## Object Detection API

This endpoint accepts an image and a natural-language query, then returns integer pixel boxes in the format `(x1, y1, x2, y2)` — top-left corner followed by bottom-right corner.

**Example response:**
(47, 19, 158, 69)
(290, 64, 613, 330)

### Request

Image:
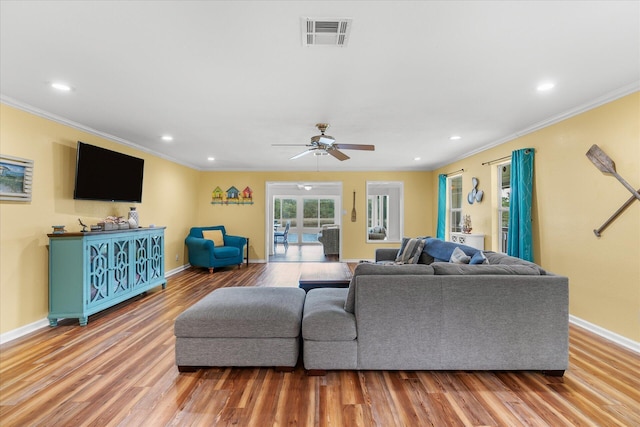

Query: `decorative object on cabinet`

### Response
(78, 218, 88, 232)
(52, 225, 66, 234)
(586, 144, 640, 237)
(467, 176, 483, 204)
(0, 154, 33, 202)
(461, 214, 472, 234)
(128, 207, 139, 228)
(450, 232, 484, 250)
(47, 227, 166, 326)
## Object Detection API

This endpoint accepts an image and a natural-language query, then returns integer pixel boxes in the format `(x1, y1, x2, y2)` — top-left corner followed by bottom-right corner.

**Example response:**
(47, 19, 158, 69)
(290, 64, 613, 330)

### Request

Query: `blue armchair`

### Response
(185, 226, 247, 273)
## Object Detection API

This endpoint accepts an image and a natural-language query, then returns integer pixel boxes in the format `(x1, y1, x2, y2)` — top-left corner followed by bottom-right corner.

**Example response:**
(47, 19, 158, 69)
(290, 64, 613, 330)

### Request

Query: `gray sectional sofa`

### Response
(302, 245, 569, 375)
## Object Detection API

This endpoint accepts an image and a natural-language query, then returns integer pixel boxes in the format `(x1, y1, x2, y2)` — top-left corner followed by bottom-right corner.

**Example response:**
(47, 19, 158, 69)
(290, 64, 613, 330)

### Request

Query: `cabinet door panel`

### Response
(87, 241, 110, 306)
(112, 239, 131, 295)
(133, 235, 150, 287)
(149, 234, 164, 280)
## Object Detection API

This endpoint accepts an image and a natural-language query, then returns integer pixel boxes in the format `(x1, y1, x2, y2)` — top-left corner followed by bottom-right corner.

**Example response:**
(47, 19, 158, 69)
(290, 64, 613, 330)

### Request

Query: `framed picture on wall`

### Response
(0, 154, 34, 202)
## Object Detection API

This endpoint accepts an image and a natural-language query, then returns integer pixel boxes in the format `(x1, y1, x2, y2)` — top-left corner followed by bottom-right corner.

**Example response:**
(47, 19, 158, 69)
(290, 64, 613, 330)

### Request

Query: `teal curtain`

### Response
(507, 148, 535, 261)
(436, 174, 447, 239)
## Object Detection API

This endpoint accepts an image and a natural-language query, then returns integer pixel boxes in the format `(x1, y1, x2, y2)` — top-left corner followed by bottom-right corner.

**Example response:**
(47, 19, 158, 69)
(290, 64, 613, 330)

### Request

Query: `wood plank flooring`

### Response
(1, 263, 638, 426)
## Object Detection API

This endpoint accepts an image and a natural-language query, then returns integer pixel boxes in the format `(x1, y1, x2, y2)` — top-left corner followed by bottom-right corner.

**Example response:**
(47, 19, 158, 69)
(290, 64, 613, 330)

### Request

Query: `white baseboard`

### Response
(0, 264, 190, 346)
(569, 315, 640, 354)
(0, 318, 51, 345)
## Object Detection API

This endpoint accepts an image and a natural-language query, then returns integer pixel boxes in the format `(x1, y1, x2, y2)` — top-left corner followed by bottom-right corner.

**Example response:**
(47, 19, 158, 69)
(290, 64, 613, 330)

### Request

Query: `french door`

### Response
(273, 196, 338, 245)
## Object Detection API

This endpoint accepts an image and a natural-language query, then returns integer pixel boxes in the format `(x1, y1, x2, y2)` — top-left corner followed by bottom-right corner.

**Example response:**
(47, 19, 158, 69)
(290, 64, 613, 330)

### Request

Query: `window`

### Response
(274, 198, 298, 242)
(498, 163, 511, 253)
(449, 175, 462, 234)
(367, 195, 388, 230)
(366, 181, 403, 242)
(275, 196, 337, 244)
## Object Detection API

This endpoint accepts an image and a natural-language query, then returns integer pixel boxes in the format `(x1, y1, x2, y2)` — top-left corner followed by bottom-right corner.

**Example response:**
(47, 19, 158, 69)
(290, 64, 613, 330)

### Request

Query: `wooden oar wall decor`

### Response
(586, 144, 640, 237)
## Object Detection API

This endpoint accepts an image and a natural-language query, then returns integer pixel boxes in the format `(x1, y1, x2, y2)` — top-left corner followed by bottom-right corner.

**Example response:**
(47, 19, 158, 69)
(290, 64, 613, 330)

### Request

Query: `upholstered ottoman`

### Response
(174, 287, 306, 371)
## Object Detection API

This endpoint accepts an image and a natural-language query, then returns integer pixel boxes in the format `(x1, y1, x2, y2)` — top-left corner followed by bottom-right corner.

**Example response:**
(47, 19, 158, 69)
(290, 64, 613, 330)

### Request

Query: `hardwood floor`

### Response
(269, 244, 340, 263)
(1, 263, 638, 426)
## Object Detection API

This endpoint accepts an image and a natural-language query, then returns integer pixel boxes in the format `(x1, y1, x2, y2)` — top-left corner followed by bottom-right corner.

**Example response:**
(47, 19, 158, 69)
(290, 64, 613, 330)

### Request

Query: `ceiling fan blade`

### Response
(334, 143, 375, 151)
(328, 149, 350, 161)
(290, 149, 315, 160)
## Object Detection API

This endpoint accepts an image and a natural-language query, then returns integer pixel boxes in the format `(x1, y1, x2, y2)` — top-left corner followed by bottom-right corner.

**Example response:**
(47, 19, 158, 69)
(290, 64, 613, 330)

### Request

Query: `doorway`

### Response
(266, 182, 342, 262)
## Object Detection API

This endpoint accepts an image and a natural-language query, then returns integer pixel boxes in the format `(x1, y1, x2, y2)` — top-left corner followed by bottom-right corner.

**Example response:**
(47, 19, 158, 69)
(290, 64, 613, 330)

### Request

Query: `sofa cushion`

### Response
(483, 251, 547, 275)
(212, 246, 240, 259)
(303, 288, 356, 341)
(344, 263, 434, 313)
(449, 247, 471, 264)
(175, 287, 306, 338)
(432, 262, 541, 275)
(395, 238, 426, 264)
(424, 237, 478, 262)
(202, 229, 224, 246)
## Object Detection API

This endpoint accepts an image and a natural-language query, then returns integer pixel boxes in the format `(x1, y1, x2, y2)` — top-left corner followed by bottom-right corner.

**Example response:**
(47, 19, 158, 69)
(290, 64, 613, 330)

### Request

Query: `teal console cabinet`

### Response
(48, 227, 166, 326)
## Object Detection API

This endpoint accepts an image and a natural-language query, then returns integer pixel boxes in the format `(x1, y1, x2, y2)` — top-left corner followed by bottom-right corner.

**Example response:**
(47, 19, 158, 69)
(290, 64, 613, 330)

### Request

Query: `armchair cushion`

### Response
(202, 229, 224, 247)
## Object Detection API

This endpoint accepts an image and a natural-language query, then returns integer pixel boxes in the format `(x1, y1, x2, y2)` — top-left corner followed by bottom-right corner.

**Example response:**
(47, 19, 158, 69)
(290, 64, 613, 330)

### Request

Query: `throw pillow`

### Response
(395, 238, 426, 264)
(423, 237, 478, 262)
(202, 229, 224, 247)
(469, 250, 488, 265)
(449, 247, 471, 264)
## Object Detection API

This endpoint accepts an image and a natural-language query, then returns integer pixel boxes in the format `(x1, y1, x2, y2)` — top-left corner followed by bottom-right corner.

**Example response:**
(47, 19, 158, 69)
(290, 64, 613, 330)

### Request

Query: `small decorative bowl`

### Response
(52, 225, 66, 234)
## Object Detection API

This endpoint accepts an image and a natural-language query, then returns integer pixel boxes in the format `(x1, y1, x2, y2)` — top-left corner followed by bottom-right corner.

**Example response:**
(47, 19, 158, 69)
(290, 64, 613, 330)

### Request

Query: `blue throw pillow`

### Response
(470, 250, 488, 265)
(424, 237, 478, 262)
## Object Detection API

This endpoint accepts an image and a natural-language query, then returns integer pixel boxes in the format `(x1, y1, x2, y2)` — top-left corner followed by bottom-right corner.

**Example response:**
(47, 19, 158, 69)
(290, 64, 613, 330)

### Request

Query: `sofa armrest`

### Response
(185, 236, 215, 251)
(375, 248, 398, 262)
(224, 234, 247, 249)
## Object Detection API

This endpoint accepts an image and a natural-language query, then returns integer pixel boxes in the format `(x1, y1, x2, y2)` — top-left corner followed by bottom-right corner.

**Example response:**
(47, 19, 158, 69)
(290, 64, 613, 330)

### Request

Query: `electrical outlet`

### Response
(175, 254, 179, 261)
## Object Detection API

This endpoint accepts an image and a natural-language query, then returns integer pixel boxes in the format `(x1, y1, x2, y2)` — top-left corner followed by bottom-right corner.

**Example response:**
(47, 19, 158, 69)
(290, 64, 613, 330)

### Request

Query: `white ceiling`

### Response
(1, 1, 638, 172)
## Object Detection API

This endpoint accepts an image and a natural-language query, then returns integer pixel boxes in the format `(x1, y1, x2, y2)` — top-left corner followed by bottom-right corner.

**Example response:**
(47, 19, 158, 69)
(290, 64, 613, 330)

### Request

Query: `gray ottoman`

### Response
(174, 287, 306, 371)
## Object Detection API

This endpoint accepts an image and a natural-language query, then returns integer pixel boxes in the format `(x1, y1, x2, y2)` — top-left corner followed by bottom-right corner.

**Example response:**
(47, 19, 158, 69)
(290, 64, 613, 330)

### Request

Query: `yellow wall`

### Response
(195, 171, 433, 261)
(0, 104, 200, 333)
(433, 92, 640, 341)
(2, 93, 638, 344)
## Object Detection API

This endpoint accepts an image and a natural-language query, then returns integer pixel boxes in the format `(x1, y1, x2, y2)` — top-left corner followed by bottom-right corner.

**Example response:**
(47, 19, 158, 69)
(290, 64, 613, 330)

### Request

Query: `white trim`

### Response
(0, 265, 189, 345)
(570, 315, 640, 354)
(0, 318, 50, 345)
(429, 82, 640, 170)
(1, 95, 201, 171)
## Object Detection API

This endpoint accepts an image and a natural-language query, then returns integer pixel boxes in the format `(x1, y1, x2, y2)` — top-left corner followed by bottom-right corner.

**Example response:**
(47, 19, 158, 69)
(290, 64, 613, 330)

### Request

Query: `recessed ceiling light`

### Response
(161, 135, 173, 141)
(207, 157, 215, 161)
(51, 82, 71, 91)
(450, 135, 461, 141)
(537, 82, 555, 92)
(414, 157, 421, 161)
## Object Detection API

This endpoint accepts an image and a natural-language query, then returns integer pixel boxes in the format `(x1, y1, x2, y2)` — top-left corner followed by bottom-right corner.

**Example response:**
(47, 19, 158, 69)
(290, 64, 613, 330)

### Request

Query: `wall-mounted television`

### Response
(74, 141, 144, 203)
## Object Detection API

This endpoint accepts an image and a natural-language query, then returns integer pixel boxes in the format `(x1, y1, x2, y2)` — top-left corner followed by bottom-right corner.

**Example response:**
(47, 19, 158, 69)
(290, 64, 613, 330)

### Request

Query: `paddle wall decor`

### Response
(586, 144, 640, 236)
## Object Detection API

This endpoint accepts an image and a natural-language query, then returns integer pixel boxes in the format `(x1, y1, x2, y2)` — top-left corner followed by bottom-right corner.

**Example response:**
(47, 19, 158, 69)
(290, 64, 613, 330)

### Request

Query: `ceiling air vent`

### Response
(302, 18, 352, 47)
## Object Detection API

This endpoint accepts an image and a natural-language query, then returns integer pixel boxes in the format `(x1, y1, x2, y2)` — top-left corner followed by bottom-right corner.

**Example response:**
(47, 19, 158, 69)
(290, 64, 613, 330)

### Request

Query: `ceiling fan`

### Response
(273, 123, 375, 161)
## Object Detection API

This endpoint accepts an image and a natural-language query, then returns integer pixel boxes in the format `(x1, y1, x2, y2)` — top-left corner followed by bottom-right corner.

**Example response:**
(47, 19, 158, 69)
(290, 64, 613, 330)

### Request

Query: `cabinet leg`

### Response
(79, 317, 88, 326)
(48, 318, 58, 327)
(208, 267, 214, 274)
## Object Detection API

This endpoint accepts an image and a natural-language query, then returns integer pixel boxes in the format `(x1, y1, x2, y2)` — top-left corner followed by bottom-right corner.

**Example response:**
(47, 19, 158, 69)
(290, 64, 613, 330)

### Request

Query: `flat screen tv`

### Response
(74, 141, 144, 203)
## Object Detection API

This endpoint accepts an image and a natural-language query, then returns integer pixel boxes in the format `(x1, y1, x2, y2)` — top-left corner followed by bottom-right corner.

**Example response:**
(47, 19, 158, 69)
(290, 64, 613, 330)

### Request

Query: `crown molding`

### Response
(429, 81, 640, 170)
(0, 95, 202, 171)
